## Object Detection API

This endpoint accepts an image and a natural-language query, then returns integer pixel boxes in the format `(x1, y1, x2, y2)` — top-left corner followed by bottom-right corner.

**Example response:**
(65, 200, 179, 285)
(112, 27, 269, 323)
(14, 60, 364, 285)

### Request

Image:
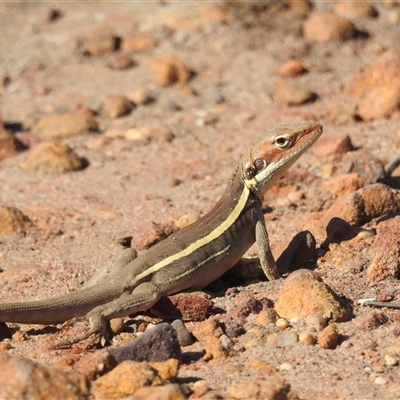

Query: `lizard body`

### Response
(0, 122, 322, 343)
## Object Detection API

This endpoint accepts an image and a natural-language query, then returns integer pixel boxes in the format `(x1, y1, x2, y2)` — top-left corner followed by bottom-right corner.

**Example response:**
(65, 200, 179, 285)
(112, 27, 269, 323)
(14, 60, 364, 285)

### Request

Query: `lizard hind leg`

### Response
(54, 282, 163, 348)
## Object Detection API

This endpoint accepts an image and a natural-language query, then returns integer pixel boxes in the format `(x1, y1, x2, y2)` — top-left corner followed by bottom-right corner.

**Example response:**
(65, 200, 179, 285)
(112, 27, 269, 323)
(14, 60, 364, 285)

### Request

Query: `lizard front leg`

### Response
(82, 247, 138, 288)
(58, 281, 162, 346)
(255, 212, 280, 281)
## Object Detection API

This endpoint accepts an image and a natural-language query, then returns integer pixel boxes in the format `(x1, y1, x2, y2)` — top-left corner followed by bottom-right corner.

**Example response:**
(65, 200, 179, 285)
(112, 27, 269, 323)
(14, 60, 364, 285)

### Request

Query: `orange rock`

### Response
(75, 349, 116, 381)
(126, 89, 153, 105)
(303, 11, 354, 42)
(274, 79, 315, 106)
(356, 84, 400, 121)
(275, 269, 348, 322)
(334, 0, 378, 19)
(275, 59, 306, 77)
(321, 174, 363, 198)
(20, 139, 85, 173)
(148, 359, 180, 380)
(102, 94, 134, 118)
(0, 353, 89, 400)
(150, 56, 192, 86)
(81, 31, 120, 57)
(350, 51, 400, 97)
(130, 384, 186, 400)
(34, 108, 98, 139)
(191, 318, 223, 341)
(318, 183, 400, 228)
(198, 4, 231, 22)
(0, 129, 25, 161)
(366, 215, 400, 281)
(121, 36, 157, 52)
(247, 360, 282, 376)
(283, 0, 312, 16)
(226, 378, 294, 400)
(93, 361, 164, 400)
(310, 134, 353, 157)
(349, 51, 400, 120)
(123, 125, 175, 143)
(0, 206, 32, 234)
(318, 324, 340, 349)
(130, 220, 176, 251)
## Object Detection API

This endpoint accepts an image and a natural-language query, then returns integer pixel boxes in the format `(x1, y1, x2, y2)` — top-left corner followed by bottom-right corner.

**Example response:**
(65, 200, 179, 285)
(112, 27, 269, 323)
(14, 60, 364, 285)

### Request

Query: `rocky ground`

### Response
(0, 1, 400, 399)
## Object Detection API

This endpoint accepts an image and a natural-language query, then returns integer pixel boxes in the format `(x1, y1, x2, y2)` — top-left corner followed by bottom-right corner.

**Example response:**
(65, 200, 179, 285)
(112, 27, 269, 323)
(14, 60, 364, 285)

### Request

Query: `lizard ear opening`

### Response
(254, 158, 267, 171)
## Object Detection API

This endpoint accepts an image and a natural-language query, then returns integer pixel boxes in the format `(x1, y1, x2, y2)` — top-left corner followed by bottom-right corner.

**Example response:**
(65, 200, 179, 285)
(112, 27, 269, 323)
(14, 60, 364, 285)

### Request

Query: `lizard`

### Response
(0, 122, 323, 345)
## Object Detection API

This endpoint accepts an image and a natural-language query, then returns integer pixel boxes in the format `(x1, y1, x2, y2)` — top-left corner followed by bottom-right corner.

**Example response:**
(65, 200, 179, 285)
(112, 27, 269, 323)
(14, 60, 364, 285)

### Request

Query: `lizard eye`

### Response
(254, 158, 267, 171)
(275, 135, 291, 149)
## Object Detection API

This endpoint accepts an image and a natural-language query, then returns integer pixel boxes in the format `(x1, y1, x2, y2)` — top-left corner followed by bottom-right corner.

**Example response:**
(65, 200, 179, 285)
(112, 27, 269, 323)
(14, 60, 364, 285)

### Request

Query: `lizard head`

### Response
(242, 122, 323, 197)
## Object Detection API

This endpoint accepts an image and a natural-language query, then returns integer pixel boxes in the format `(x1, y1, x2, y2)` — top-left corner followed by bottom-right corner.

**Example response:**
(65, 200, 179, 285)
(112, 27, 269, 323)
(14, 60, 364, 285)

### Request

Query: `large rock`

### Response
(275, 269, 348, 322)
(34, 109, 98, 139)
(20, 139, 85, 173)
(366, 216, 400, 281)
(0, 353, 89, 400)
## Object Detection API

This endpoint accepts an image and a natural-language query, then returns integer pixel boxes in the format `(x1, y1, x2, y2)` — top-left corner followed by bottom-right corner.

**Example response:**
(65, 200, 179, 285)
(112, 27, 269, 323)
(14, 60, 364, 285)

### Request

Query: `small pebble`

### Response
(387, 9, 400, 24)
(306, 313, 327, 332)
(103, 95, 133, 118)
(384, 354, 398, 367)
(220, 334, 233, 349)
(267, 331, 299, 347)
(279, 362, 294, 372)
(150, 56, 191, 86)
(171, 319, 193, 346)
(257, 309, 278, 325)
(174, 214, 198, 230)
(109, 318, 124, 335)
(318, 324, 340, 349)
(107, 52, 135, 70)
(299, 332, 316, 346)
(341, 340, 352, 349)
(374, 376, 387, 385)
(276, 318, 289, 330)
(127, 89, 153, 105)
(0, 341, 11, 351)
(275, 59, 306, 77)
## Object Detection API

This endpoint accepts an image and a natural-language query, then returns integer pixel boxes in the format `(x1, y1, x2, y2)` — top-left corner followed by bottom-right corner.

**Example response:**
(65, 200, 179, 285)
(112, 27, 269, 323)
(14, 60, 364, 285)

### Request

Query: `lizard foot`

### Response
(50, 314, 109, 348)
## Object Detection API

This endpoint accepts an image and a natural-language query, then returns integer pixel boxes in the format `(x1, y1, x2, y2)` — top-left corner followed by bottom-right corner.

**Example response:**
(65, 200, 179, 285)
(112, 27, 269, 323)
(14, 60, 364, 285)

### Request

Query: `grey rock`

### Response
(108, 323, 181, 363)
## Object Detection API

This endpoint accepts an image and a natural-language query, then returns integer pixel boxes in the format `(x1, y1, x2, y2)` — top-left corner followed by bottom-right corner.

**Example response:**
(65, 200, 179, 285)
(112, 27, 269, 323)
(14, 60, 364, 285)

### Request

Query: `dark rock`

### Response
(108, 323, 181, 363)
